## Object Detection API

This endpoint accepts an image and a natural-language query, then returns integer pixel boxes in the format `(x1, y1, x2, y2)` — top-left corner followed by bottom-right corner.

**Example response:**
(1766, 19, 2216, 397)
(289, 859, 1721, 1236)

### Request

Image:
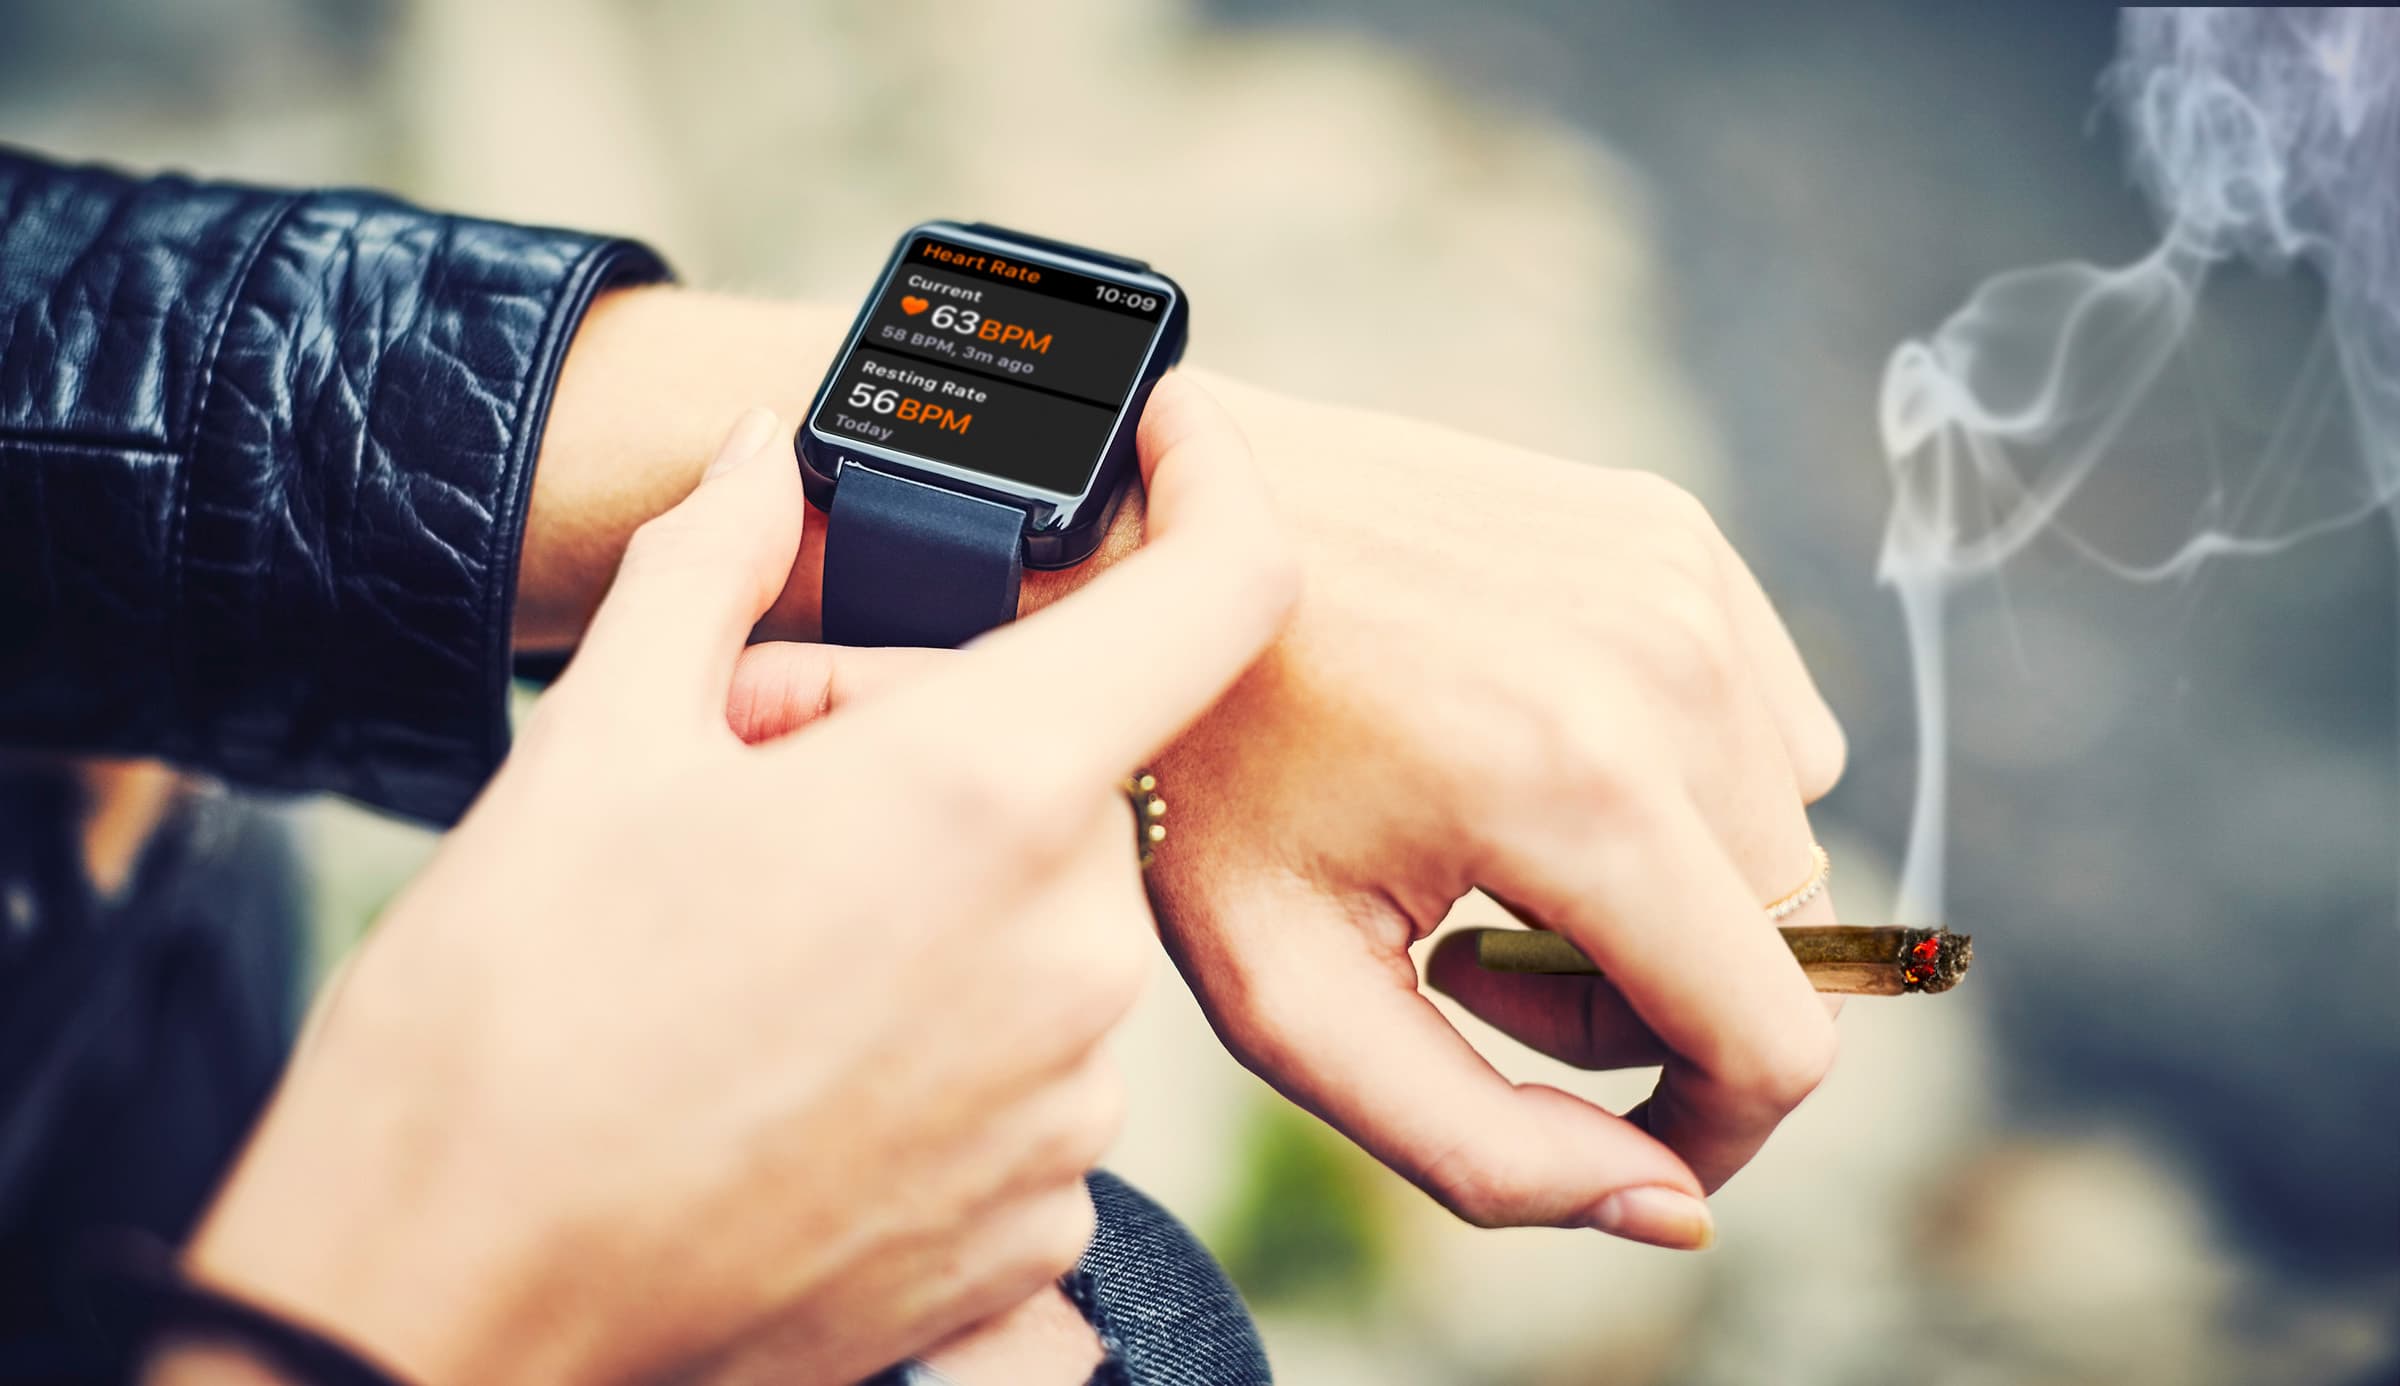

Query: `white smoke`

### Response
(1876, 7, 2400, 919)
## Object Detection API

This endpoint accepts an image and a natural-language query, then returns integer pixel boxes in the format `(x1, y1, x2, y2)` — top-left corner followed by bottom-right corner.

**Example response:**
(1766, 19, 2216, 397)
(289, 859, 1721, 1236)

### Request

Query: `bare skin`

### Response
(542, 288, 1849, 1226)
(145, 385, 1296, 1386)
(144, 283, 1848, 1382)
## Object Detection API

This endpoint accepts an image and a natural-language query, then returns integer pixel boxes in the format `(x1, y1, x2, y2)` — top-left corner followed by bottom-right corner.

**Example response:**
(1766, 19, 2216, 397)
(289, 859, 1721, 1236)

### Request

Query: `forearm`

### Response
(519, 289, 840, 647)
(521, 287, 1160, 649)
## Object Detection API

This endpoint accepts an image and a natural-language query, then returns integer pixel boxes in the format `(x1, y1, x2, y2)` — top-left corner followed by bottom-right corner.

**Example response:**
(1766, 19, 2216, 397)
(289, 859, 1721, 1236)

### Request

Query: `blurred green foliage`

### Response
(1211, 1093, 1395, 1311)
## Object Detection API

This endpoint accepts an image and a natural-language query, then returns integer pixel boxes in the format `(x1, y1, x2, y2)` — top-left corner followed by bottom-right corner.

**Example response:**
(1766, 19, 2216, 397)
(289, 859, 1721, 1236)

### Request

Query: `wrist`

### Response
(143, 1334, 309, 1386)
(95, 1221, 424, 1386)
(522, 289, 848, 648)
(525, 289, 1240, 649)
(175, 1030, 582, 1386)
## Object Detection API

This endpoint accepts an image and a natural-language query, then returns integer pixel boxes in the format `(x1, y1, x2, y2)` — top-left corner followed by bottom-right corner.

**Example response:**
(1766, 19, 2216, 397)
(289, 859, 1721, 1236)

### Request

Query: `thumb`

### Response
(564, 408, 802, 727)
(1184, 883, 1708, 1242)
(726, 641, 952, 744)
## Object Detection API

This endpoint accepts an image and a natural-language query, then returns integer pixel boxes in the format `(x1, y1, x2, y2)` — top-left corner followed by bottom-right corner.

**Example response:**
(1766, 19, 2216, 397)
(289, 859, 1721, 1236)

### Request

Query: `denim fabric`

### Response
(1070, 1171, 1273, 1386)
(869, 1171, 1272, 1386)
(2, 778, 1272, 1386)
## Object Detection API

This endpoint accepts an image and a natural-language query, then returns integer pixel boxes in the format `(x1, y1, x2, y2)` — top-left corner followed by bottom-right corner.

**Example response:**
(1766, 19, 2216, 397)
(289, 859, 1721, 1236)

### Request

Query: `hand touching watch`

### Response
(534, 268, 1850, 1253)
(153, 387, 1295, 1386)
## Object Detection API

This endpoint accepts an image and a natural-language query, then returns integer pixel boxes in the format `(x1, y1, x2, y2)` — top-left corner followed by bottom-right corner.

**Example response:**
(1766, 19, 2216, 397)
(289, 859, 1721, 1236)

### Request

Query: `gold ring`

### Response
(1124, 771, 1166, 868)
(1764, 842, 1831, 920)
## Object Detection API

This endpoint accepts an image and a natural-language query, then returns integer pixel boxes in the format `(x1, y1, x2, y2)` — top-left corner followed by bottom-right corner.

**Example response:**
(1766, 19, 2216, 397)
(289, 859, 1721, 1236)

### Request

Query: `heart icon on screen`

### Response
(900, 295, 930, 316)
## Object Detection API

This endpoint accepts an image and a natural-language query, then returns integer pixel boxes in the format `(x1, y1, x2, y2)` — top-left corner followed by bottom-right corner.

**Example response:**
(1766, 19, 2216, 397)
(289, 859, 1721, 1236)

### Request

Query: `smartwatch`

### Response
(797, 221, 1188, 647)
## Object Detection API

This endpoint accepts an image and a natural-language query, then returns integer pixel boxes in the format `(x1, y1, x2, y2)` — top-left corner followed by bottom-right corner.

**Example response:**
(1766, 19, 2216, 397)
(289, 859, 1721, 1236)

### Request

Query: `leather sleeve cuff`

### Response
(180, 192, 672, 824)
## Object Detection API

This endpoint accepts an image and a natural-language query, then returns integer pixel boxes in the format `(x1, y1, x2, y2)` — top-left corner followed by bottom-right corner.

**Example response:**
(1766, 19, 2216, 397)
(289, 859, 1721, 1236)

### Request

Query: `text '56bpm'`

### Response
(839, 356, 980, 435)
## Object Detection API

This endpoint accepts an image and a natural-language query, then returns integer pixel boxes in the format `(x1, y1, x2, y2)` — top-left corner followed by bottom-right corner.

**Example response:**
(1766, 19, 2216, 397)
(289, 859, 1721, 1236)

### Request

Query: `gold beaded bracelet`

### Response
(1124, 772, 1166, 867)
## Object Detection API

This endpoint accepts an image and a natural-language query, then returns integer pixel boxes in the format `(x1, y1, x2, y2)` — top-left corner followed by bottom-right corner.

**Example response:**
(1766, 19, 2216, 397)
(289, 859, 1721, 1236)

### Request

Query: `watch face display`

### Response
(810, 233, 1174, 496)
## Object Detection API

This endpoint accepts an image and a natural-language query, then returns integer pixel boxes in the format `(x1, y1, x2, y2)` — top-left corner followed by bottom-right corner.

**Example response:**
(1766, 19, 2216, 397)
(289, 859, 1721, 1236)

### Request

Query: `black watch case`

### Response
(796, 220, 1188, 570)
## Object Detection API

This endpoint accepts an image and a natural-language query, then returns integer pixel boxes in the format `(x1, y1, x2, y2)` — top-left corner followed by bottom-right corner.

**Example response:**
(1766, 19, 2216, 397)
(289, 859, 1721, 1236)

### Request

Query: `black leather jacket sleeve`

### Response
(0, 148, 671, 823)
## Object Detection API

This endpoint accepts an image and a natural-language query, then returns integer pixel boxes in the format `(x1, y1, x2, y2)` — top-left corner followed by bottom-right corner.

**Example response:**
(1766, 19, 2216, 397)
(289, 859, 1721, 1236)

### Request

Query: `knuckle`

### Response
(1558, 728, 1663, 823)
(1457, 697, 1672, 850)
(1647, 515, 1721, 590)
(1629, 471, 1723, 545)
(1418, 1141, 1538, 1229)
(1537, 714, 1661, 825)
(1206, 969, 1311, 1082)
(1794, 719, 1851, 802)
(1634, 577, 1743, 708)
(1725, 1020, 1839, 1113)
(1618, 478, 1742, 694)
(1472, 699, 1589, 800)
(930, 753, 1074, 860)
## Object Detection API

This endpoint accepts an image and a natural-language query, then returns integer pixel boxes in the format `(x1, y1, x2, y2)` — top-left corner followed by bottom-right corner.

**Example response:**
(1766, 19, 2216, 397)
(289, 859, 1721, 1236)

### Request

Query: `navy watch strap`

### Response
(822, 463, 1024, 648)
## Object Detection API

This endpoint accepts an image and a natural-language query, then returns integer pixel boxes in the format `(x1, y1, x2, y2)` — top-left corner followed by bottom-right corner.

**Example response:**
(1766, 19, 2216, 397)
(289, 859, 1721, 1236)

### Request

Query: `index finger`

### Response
(802, 375, 1299, 792)
(1176, 878, 1707, 1241)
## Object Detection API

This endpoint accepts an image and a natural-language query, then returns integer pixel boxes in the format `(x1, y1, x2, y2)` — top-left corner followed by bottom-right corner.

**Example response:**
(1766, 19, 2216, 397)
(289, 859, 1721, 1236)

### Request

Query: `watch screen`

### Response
(811, 234, 1172, 496)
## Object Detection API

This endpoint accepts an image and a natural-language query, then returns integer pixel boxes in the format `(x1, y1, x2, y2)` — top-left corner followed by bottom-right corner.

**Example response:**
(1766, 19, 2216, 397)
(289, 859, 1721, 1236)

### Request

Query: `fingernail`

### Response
(703, 407, 783, 481)
(1588, 1186, 1715, 1250)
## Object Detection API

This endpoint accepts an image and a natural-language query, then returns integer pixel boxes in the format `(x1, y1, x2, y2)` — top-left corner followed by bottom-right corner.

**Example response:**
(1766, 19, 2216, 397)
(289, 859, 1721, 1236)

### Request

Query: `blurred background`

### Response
(7, 1, 2396, 1382)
